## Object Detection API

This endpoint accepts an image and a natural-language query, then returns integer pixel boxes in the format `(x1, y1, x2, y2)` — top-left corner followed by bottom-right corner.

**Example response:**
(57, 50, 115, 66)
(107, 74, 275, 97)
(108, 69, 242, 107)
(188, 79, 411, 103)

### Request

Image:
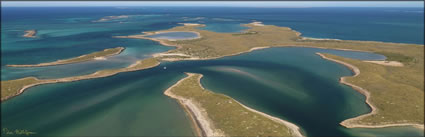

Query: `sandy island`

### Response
(316, 53, 423, 129)
(164, 73, 304, 137)
(7, 47, 125, 67)
(301, 37, 341, 41)
(23, 30, 36, 38)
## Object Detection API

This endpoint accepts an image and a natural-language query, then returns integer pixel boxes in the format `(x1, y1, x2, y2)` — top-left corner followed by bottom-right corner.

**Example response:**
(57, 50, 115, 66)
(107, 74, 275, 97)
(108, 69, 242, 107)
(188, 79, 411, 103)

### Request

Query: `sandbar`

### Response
(7, 47, 125, 67)
(363, 60, 404, 67)
(23, 30, 36, 38)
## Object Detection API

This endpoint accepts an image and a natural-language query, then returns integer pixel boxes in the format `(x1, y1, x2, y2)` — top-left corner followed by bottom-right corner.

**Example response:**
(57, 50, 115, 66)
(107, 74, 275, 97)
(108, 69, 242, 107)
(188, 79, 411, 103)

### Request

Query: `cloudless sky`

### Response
(1, 1, 424, 8)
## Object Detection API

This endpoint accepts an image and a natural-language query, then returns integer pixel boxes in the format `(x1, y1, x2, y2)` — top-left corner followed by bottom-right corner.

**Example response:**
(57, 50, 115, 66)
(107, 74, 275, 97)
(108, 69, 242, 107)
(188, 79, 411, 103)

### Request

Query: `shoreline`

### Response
(164, 73, 304, 137)
(7, 47, 125, 68)
(154, 45, 373, 63)
(155, 46, 271, 62)
(363, 60, 404, 67)
(175, 99, 206, 137)
(315, 53, 424, 129)
(289, 23, 421, 45)
(164, 73, 221, 136)
(115, 30, 202, 42)
(1, 58, 160, 102)
(233, 95, 305, 137)
(117, 21, 379, 63)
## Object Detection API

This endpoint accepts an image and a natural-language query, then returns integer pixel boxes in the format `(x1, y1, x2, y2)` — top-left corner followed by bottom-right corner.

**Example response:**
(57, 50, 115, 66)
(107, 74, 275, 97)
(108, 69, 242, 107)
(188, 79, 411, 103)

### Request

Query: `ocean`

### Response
(1, 7, 423, 136)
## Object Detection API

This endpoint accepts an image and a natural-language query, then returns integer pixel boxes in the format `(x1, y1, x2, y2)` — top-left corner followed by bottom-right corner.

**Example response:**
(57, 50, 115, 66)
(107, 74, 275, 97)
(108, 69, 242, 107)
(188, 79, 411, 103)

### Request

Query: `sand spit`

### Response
(363, 60, 404, 67)
(23, 30, 36, 38)
(164, 73, 304, 137)
(153, 53, 191, 57)
(164, 73, 223, 136)
(176, 99, 206, 136)
(94, 57, 107, 60)
(249, 46, 269, 51)
(1, 58, 159, 102)
(7, 47, 125, 67)
(149, 31, 202, 41)
(250, 21, 265, 26)
(316, 53, 424, 129)
(114, 30, 201, 46)
(301, 37, 342, 41)
(178, 23, 203, 26)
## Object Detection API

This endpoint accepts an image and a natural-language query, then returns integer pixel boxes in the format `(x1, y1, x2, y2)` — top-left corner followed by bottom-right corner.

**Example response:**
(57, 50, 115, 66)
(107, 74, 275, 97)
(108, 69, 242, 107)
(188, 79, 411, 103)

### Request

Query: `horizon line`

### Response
(2, 1, 424, 8)
(2, 6, 424, 8)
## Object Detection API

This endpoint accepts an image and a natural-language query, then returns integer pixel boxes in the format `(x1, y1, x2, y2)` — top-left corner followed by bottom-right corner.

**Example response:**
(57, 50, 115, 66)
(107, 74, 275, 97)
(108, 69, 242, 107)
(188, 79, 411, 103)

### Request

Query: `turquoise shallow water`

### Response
(1, 7, 424, 137)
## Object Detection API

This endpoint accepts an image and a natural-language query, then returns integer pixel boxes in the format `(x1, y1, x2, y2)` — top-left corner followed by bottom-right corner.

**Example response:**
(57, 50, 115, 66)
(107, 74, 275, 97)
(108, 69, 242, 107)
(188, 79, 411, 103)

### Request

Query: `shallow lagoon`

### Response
(145, 31, 200, 40)
(1, 39, 173, 80)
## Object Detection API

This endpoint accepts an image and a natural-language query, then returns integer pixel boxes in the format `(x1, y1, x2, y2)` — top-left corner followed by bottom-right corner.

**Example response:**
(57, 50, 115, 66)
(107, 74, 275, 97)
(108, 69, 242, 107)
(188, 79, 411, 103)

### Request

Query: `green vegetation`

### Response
(167, 73, 298, 136)
(1, 77, 40, 101)
(376, 52, 416, 64)
(321, 53, 423, 127)
(7, 47, 125, 67)
(232, 31, 259, 36)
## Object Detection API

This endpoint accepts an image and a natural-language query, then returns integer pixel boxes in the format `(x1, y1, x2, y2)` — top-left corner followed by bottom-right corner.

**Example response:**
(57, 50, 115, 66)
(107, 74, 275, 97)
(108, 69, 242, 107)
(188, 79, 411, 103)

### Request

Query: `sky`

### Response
(1, 1, 424, 8)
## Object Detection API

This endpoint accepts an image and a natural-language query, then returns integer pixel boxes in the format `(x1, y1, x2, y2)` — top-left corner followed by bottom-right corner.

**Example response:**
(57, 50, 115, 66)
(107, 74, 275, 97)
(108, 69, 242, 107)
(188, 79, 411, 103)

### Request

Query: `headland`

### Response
(164, 73, 304, 137)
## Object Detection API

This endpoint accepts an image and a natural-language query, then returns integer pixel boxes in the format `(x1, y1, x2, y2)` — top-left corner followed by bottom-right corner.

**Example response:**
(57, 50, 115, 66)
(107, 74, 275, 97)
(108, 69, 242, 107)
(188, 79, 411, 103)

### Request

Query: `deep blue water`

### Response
(1, 7, 424, 137)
